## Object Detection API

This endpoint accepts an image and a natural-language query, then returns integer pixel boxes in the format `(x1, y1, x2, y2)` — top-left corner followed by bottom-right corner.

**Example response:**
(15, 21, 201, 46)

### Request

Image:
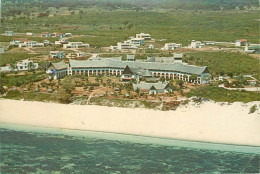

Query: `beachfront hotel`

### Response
(46, 55, 211, 84)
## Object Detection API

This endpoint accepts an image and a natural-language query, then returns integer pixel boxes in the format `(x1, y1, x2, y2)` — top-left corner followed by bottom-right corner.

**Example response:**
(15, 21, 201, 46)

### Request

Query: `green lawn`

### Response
(188, 85, 260, 103)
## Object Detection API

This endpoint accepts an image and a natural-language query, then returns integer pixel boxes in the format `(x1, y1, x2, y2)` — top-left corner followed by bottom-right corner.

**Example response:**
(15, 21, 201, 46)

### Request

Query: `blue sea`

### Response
(0, 123, 259, 174)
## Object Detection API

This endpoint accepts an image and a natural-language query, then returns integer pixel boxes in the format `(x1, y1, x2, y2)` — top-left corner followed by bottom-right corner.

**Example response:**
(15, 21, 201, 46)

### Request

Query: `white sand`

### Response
(0, 99, 259, 146)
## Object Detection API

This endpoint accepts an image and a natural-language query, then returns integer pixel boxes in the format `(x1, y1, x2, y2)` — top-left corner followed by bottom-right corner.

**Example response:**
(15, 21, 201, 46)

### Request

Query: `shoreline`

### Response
(1, 122, 260, 154)
(0, 99, 260, 147)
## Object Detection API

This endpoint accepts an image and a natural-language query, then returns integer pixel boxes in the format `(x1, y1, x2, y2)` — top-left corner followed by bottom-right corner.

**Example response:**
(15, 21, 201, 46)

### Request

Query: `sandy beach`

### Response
(0, 99, 259, 146)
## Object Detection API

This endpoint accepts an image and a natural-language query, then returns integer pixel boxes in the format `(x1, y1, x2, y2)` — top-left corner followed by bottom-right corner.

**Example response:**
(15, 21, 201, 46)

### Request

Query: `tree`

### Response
(127, 24, 133, 30)
(61, 76, 75, 94)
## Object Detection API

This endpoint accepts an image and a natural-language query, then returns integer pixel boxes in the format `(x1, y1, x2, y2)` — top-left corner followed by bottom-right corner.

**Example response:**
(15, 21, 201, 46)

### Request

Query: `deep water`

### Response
(0, 127, 259, 174)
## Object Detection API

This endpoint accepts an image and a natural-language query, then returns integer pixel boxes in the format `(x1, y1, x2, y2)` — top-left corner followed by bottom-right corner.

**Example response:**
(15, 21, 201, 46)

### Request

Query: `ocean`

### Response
(0, 123, 259, 174)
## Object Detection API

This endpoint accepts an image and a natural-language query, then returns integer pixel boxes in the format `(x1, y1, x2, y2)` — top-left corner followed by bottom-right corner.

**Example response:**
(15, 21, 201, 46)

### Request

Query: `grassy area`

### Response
(1, 72, 46, 87)
(187, 85, 260, 103)
(3, 91, 60, 102)
(0, 53, 40, 66)
(183, 52, 260, 79)
(89, 97, 177, 110)
(1, 9, 259, 46)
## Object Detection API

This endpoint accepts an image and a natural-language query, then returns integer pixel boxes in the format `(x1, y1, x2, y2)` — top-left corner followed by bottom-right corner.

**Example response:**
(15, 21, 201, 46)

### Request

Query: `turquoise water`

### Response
(0, 124, 259, 174)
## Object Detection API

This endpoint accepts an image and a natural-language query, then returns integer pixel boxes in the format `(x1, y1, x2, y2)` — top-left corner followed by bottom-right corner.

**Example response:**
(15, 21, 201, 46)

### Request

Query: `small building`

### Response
(164, 43, 182, 50)
(136, 33, 151, 40)
(44, 40, 51, 45)
(189, 40, 204, 48)
(16, 59, 38, 71)
(10, 38, 28, 45)
(5, 31, 14, 36)
(126, 55, 135, 61)
(26, 32, 34, 36)
(76, 52, 86, 57)
(173, 53, 183, 63)
(0, 48, 5, 53)
(235, 39, 247, 47)
(130, 37, 145, 47)
(133, 81, 172, 94)
(50, 51, 65, 59)
(149, 44, 154, 49)
(19, 41, 44, 48)
(64, 33, 72, 38)
(52, 32, 63, 38)
(63, 42, 89, 49)
(244, 45, 260, 54)
(41, 32, 51, 37)
(55, 38, 69, 45)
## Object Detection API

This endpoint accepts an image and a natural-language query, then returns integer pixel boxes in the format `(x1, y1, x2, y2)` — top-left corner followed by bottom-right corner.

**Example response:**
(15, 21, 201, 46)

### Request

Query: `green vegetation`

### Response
(1, 7, 259, 46)
(0, 53, 40, 66)
(249, 104, 258, 114)
(4, 91, 60, 102)
(0, 72, 45, 87)
(188, 86, 260, 103)
(183, 52, 260, 79)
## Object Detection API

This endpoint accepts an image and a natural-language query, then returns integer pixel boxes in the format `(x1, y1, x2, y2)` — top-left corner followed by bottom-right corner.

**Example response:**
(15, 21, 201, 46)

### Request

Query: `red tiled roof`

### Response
(240, 39, 247, 42)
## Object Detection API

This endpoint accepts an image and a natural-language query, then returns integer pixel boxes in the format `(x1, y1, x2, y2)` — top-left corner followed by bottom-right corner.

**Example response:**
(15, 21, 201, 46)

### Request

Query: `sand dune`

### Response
(0, 99, 259, 146)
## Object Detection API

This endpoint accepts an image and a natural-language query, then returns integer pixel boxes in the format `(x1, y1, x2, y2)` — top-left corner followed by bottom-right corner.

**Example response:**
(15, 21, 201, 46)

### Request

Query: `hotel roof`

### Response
(69, 58, 209, 75)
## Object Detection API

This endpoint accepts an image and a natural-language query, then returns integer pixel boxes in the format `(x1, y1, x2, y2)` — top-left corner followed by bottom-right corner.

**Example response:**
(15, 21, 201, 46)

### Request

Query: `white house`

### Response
(10, 38, 28, 45)
(63, 42, 89, 49)
(55, 38, 69, 45)
(149, 44, 154, 49)
(173, 53, 183, 63)
(76, 52, 86, 57)
(16, 60, 38, 71)
(50, 51, 65, 59)
(235, 39, 247, 46)
(164, 43, 182, 50)
(136, 33, 151, 40)
(129, 37, 145, 47)
(116, 41, 138, 50)
(26, 32, 34, 36)
(5, 31, 14, 36)
(189, 40, 205, 48)
(19, 41, 44, 48)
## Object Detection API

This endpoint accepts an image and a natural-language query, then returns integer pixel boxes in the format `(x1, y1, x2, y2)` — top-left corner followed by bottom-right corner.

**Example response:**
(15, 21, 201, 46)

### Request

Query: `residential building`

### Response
(133, 81, 172, 94)
(63, 42, 89, 49)
(235, 39, 247, 46)
(126, 55, 135, 61)
(129, 37, 145, 47)
(116, 41, 138, 50)
(5, 31, 14, 36)
(189, 40, 205, 48)
(1, 60, 38, 72)
(164, 43, 182, 50)
(244, 45, 260, 54)
(10, 38, 28, 45)
(26, 32, 33, 36)
(55, 38, 69, 45)
(41, 32, 51, 37)
(50, 51, 65, 59)
(16, 59, 38, 71)
(136, 33, 151, 40)
(52, 32, 63, 37)
(64, 33, 72, 38)
(173, 53, 183, 63)
(19, 41, 44, 48)
(44, 40, 51, 45)
(76, 52, 86, 57)
(149, 44, 154, 49)
(0, 48, 5, 53)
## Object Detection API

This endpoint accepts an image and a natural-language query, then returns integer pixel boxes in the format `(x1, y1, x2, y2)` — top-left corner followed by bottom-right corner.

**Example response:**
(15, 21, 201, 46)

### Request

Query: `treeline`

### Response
(2, 0, 259, 16)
